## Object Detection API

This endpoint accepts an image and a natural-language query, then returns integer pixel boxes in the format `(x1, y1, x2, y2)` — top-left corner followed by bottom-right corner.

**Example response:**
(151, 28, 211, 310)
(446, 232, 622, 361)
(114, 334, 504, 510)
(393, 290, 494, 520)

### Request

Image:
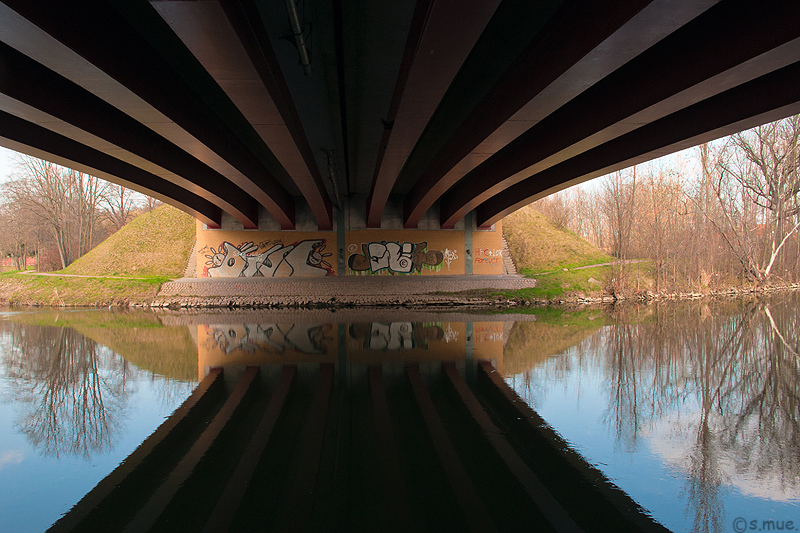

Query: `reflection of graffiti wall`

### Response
(348, 241, 444, 275)
(473, 321, 505, 374)
(197, 320, 503, 371)
(348, 322, 445, 350)
(206, 323, 329, 355)
(201, 239, 333, 277)
(198, 323, 337, 375)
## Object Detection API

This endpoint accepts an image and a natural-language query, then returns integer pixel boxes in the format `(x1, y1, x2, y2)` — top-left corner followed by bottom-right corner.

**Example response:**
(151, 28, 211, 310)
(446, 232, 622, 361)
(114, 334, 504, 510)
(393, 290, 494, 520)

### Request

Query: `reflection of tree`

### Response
(517, 296, 800, 533)
(683, 417, 723, 533)
(1, 322, 131, 458)
(727, 302, 800, 493)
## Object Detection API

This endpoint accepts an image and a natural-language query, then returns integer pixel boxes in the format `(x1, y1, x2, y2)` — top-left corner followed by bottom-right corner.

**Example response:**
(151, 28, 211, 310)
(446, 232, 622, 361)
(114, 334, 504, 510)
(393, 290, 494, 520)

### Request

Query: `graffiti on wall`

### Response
(347, 241, 444, 274)
(474, 247, 503, 265)
(206, 323, 330, 355)
(348, 322, 445, 350)
(443, 248, 458, 269)
(202, 239, 332, 277)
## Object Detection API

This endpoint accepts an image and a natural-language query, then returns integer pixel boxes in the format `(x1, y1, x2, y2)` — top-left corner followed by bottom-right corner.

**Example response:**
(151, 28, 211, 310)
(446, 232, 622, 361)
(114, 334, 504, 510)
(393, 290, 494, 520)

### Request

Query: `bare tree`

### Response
(700, 117, 800, 283)
(534, 190, 573, 229)
(601, 168, 638, 260)
(142, 194, 162, 213)
(2, 156, 121, 269)
(73, 169, 107, 257)
(0, 201, 34, 270)
(102, 183, 136, 231)
(4, 158, 74, 268)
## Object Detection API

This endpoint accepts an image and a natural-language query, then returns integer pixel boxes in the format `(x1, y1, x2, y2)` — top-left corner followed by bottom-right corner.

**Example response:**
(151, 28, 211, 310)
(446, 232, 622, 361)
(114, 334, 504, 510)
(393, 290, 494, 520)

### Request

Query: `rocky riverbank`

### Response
(150, 275, 538, 310)
(2, 271, 798, 310)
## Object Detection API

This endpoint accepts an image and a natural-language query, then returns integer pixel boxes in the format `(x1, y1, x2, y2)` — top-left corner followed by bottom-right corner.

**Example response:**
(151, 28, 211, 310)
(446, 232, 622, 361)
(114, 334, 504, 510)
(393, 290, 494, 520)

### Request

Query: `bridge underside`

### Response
(2, 1, 800, 276)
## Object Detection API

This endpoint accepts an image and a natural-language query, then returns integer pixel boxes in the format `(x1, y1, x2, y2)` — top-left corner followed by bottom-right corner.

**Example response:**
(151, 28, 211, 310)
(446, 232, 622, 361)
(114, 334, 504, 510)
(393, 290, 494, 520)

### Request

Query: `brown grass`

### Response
(503, 206, 613, 273)
(64, 204, 194, 278)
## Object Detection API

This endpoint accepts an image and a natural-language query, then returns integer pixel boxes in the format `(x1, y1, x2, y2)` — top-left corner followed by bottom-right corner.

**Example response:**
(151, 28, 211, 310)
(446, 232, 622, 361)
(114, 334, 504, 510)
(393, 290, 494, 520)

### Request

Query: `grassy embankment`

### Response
(494, 206, 653, 302)
(0, 204, 195, 307)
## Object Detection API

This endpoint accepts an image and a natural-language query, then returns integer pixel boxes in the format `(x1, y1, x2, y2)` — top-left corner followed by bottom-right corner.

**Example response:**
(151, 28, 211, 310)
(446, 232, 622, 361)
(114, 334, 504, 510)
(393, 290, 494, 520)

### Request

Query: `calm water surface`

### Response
(0, 310, 197, 532)
(504, 295, 800, 533)
(0, 296, 797, 532)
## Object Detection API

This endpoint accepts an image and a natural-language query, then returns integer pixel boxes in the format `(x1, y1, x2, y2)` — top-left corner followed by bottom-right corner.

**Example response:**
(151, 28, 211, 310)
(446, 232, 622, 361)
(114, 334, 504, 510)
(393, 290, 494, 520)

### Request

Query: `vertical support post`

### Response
(336, 200, 346, 276)
(465, 210, 474, 275)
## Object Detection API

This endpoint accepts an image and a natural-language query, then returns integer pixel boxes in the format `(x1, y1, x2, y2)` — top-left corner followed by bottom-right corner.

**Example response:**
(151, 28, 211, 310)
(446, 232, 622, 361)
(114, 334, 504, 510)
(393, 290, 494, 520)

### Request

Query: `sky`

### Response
(0, 146, 18, 183)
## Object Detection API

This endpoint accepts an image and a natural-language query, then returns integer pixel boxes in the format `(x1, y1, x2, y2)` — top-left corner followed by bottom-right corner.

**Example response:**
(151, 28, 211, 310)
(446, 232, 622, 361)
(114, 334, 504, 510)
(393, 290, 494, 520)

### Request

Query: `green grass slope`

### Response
(503, 206, 613, 273)
(64, 204, 195, 278)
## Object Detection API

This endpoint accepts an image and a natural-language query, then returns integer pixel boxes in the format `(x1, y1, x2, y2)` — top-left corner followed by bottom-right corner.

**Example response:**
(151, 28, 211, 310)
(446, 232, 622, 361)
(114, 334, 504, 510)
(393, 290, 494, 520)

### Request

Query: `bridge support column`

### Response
(336, 201, 346, 275)
(464, 211, 474, 275)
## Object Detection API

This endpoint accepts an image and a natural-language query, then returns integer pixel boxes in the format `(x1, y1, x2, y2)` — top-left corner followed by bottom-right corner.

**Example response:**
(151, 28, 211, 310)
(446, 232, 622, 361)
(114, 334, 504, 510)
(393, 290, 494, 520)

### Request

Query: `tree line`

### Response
(1, 156, 160, 271)
(533, 114, 800, 290)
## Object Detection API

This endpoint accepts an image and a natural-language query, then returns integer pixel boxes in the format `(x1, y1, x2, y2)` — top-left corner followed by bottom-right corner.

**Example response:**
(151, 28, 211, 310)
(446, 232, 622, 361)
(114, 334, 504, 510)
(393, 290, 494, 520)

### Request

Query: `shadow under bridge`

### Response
(48, 360, 667, 532)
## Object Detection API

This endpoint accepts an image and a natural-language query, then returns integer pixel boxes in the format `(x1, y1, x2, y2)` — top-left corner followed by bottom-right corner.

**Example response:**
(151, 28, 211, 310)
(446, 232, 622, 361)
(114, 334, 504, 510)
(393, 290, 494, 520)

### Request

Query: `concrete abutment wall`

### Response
(194, 204, 503, 278)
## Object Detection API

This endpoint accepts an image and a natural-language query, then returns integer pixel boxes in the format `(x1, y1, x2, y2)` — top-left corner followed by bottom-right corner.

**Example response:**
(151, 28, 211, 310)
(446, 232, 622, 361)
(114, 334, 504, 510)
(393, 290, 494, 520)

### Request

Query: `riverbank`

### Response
(476, 282, 800, 308)
(1, 269, 797, 309)
(0, 271, 165, 307)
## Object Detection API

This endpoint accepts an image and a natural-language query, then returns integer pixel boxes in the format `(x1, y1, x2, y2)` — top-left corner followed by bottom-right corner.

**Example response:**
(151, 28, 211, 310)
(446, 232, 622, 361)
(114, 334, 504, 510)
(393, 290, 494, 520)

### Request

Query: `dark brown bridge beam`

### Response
(442, 0, 800, 228)
(0, 39, 259, 227)
(476, 61, 800, 227)
(364, 0, 501, 228)
(0, 111, 222, 227)
(156, 0, 334, 230)
(1, 0, 296, 228)
(402, 0, 661, 228)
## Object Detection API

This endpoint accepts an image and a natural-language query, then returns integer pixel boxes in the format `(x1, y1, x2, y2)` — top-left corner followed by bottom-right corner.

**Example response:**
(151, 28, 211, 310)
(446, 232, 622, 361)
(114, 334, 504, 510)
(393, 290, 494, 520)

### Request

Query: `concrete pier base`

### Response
(155, 275, 537, 308)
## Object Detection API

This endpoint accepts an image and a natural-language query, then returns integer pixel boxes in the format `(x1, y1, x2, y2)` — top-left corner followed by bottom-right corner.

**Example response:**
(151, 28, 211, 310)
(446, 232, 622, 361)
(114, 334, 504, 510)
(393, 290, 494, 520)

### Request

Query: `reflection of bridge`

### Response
(48, 361, 667, 532)
(2, 1, 800, 271)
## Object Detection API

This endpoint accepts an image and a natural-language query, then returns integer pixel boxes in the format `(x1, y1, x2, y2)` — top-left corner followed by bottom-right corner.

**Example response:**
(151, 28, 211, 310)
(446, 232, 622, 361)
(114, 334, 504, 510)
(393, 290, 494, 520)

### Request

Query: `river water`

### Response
(0, 295, 797, 532)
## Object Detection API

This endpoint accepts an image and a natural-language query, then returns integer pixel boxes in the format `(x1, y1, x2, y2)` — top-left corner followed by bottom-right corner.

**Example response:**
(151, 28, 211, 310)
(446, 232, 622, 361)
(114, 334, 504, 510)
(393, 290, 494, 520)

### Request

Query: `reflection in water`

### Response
(0, 313, 198, 533)
(195, 316, 502, 376)
(1, 301, 797, 532)
(508, 297, 800, 533)
(349, 322, 444, 350)
(207, 323, 330, 355)
(1, 322, 129, 458)
(205, 321, 453, 355)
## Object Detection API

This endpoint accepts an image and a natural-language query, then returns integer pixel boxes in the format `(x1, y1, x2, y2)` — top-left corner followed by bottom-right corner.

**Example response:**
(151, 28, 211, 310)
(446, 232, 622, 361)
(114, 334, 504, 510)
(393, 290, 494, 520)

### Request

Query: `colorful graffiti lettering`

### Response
(348, 241, 444, 274)
(348, 322, 445, 350)
(203, 239, 332, 277)
(207, 323, 329, 355)
(474, 247, 503, 265)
